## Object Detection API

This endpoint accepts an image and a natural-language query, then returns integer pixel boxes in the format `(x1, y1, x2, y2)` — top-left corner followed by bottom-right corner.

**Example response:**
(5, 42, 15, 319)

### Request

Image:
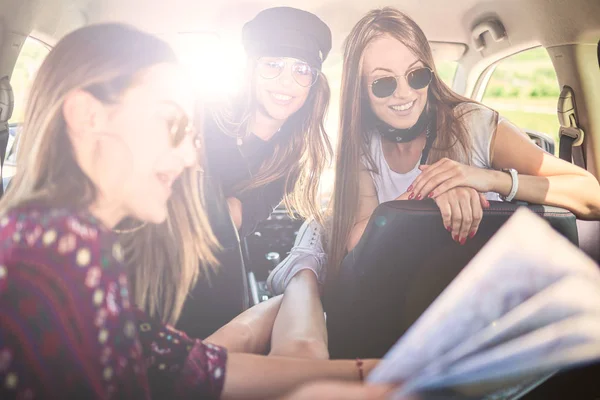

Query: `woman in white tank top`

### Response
(325, 8, 600, 273)
(266, 8, 600, 357)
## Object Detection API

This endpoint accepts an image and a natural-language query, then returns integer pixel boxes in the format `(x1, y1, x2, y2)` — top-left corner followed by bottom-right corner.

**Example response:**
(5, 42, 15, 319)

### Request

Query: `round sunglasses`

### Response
(369, 67, 433, 98)
(84, 85, 201, 150)
(155, 100, 203, 149)
(257, 58, 319, 88)
(167, 112, 201, 149)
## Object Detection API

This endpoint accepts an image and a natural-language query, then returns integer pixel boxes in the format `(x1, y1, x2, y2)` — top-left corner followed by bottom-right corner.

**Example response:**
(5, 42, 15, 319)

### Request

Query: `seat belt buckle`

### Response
(559, 126, 584, 147)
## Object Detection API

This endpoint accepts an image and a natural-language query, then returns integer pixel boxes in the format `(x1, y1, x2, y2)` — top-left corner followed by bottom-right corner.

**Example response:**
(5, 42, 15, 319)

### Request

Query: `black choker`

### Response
(376, 108, 433, 143)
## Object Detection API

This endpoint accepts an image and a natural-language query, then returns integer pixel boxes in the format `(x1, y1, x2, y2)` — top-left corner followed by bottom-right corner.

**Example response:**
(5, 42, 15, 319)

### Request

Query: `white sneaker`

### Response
(266, 219, 327, 296)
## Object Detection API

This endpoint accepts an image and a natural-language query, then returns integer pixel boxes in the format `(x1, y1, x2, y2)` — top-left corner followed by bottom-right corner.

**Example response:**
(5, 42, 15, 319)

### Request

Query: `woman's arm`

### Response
(222, 354, 377, 400)
(409, 120, 600, 219)
(490, 120, 600, 218)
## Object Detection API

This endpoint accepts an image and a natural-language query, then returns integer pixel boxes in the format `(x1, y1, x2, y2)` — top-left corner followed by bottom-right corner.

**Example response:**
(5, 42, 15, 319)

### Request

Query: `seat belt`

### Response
(557, 86, 585, 168)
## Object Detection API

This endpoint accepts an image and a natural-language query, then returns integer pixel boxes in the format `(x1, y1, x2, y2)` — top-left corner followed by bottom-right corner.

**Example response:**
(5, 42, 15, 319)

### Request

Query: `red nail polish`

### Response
(407, 185, 413, 192)
(469, 231, 476, 239)
(446, 226, 452, 232)
(460, 238, 467, 245)
(416, 194, 423, 201)
(408, 193, 415, 200)
(454, 235, 459, 242)
(428, 192, 434, 198)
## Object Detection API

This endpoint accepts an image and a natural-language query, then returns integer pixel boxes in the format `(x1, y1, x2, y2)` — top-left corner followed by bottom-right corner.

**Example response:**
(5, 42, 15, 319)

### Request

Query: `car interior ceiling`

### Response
(0, 0, 599, 397)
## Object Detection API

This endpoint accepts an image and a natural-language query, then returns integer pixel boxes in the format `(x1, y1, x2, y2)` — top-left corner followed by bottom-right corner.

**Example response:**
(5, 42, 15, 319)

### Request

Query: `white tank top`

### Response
(366, 103, 503, 203)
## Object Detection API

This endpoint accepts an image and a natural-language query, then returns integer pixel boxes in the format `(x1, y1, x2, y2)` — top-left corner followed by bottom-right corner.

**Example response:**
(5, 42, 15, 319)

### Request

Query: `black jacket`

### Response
(203, 114, 289, 237)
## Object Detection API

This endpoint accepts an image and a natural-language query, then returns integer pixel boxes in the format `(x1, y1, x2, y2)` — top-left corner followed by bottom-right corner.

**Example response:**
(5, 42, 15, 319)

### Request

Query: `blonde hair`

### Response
(0, 23, 218, 326)
(328, 8, 478, 274)
(211, 61, 333, 224)
(119, 166, 218, 325)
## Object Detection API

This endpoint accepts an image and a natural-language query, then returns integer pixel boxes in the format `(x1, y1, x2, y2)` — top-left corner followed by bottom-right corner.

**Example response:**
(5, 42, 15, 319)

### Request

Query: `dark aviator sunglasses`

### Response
(369, 67, 434, 98)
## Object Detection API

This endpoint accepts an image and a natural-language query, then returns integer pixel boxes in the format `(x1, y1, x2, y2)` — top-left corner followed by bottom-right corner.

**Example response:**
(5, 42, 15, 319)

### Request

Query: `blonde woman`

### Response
(0, 23, 399, 399)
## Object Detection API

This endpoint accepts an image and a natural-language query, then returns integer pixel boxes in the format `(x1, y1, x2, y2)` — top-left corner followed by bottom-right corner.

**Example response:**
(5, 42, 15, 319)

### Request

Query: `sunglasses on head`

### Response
(369, 66, 433, 98)
(257, 58, 319, 88)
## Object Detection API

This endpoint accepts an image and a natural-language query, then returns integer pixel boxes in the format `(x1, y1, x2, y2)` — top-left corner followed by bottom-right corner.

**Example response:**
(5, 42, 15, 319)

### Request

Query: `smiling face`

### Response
(111, 64, 198, 223)
(362, 34, 430, 129)
(254, 57, 313, 122)
(65, 63, 198, 226)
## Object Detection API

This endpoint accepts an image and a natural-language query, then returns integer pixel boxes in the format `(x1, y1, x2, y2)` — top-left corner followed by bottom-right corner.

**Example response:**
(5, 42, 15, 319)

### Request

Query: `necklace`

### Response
(113, 221, 147, 234)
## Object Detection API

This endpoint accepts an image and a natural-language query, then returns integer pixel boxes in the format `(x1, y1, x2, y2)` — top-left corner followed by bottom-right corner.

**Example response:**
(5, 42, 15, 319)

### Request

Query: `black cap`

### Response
(242, 7, 332, 69)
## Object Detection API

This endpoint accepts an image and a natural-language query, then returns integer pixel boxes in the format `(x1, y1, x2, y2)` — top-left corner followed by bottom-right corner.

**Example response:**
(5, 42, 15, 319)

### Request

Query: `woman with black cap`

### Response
(204, 6, 332, 237)
(197, 7, 334, 360)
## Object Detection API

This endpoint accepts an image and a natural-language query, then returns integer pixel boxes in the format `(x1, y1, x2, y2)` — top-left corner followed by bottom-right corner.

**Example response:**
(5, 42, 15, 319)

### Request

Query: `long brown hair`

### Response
(119, 166, 218, 325)
(212, 60, 333, 223)
(119, 103, 218, 326)
(0, 23, 218, 326)
(328, 8, 477, 273)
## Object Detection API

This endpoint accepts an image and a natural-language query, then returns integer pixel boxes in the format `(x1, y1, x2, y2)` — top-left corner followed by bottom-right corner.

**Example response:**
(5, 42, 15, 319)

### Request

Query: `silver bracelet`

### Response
(501, 168, 519, 202)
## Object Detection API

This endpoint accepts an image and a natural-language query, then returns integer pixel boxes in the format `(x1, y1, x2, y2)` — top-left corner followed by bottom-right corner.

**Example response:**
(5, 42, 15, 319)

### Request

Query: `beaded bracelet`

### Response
(356, 358, 364, 382)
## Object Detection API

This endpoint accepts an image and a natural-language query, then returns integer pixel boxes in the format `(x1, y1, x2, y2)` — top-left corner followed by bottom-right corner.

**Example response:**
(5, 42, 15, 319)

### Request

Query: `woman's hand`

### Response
(396, 187, 488, 244)
(407, 158, 496, 200)
(433, 187, 489, 244)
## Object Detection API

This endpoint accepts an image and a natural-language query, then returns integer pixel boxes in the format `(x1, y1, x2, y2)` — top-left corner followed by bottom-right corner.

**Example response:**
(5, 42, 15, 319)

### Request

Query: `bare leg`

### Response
(269, 270, 329, 359)
(206, 295, 283, 354)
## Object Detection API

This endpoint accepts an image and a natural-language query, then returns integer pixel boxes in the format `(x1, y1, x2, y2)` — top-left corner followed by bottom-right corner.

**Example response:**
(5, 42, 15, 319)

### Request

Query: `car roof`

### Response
(2, 0, 599, 61)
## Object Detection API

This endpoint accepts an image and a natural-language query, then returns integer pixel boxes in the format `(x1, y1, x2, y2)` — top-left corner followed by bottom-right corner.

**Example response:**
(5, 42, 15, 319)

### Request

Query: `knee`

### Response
(270, 337, 329, 360)
(206, 321, 255, 353)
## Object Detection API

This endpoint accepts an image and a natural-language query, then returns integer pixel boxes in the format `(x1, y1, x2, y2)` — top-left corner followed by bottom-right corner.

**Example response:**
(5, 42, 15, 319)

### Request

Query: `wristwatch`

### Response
(500, 168, 519, 202)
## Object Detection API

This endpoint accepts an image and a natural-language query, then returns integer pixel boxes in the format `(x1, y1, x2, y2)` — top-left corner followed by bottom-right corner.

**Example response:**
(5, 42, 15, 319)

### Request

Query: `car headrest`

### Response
(0, 76, 14, 129)
(325, 200, 578, 359)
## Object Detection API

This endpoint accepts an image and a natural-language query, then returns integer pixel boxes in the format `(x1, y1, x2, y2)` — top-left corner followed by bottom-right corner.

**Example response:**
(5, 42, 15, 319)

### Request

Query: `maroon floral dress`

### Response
(0, 206, 227, 399)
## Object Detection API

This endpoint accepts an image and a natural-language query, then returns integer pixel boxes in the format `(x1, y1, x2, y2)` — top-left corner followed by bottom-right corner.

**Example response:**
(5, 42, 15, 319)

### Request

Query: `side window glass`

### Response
(481, 47, 560, 154)
(3, 37, 50, 187)
(9, 37, 50, 125)
(436, 60, 458, 88)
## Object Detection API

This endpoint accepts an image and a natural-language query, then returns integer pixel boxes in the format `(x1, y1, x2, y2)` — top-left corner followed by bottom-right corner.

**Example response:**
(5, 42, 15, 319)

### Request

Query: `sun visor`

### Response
(430, 41, 468, 62)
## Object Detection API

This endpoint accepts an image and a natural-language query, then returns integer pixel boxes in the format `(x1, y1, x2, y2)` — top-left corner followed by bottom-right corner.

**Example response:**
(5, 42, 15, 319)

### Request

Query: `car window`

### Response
(481, 47, 560, 154)
(3, 37, 49, 189)
(9, 37, 50, 125)
(436, 60, 458, 88)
